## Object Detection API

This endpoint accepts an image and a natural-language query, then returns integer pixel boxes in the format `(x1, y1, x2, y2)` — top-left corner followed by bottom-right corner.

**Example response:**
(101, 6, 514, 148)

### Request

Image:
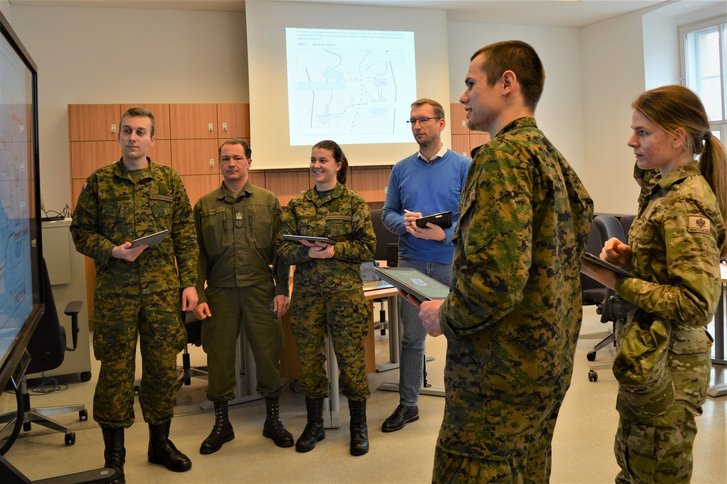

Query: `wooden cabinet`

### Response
(349, 166, 391, 203)
(69, 104, 121, 142)
(450, 102, 490, 157)
(217, 103, 250, 139)
(170, 104, 219, 139)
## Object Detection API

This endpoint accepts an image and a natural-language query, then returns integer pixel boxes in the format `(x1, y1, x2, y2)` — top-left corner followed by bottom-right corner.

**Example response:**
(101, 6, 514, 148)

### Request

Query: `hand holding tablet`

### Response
(130, 229, 170, 248)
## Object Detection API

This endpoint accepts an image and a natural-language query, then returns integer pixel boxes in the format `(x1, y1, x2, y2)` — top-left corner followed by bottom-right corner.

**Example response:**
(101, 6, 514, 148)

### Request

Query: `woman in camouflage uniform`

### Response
(590, 85, 726, 482)
(278, 140, 376, 457)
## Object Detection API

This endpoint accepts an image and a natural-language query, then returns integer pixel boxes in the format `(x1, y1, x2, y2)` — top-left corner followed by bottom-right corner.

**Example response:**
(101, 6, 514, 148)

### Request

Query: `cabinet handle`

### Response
(209, 158, 215, 168)
(111, 123, 117, 134)
(222, 122, 228, 132)
(208, 122, 214, 132)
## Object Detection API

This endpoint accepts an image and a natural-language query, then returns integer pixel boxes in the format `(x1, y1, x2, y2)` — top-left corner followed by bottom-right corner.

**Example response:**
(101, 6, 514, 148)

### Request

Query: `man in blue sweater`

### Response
(380, 98, 471, 432)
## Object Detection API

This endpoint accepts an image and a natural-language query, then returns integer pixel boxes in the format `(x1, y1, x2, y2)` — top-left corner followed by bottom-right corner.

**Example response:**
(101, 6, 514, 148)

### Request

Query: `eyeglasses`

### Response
(406, 117, 440, 125)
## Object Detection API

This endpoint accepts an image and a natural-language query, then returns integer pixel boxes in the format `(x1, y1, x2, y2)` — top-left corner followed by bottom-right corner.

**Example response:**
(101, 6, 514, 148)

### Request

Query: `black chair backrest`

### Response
(618, 215, 636, 243)
(26, 258, 66, 374)
(581, 215, 626, 306)
(370, 208, 398, 264)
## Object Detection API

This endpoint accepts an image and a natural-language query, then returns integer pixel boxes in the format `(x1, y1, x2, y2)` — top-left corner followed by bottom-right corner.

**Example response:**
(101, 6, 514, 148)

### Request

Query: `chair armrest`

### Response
(63, 301, 83, 351)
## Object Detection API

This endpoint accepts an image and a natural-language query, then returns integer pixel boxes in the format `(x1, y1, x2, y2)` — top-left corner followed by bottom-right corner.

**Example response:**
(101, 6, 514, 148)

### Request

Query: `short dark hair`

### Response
(411, 98, 445, 119)
(471, 40, 545, 111)
(312, 139, 348, 185)
(120, 107, 155, 137)
(219, 138, 252, 159)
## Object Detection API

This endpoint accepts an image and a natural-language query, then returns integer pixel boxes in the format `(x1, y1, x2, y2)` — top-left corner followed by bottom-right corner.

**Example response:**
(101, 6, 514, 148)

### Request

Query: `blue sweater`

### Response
(382, 149, 470, 264)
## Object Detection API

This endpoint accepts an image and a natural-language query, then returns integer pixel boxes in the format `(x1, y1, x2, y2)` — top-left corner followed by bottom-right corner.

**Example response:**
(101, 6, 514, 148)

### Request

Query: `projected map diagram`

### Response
(286, 28, 416, 146)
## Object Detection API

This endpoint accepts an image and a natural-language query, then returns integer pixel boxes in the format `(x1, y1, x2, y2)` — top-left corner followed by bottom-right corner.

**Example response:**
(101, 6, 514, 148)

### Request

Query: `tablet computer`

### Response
(282, 234, 335, 244)
(374, 267, 450, 302)
(582, 252, 635, 278)
(130, 229, 169, 248)
(415, 211, 452, 229)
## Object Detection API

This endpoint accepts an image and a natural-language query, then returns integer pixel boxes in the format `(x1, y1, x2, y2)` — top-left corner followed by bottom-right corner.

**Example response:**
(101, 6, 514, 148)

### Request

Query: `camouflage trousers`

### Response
(614, 350, 711, 483)
(432, 400, 560, 484)
(290, 287, 370, 400)
(202, 284, 284, 401)
(92, 289, 186, 427)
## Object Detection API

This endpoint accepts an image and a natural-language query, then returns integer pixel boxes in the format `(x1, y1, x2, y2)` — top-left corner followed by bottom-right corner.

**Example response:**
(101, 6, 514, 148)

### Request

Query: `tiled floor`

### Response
(2, 305, 726, 483)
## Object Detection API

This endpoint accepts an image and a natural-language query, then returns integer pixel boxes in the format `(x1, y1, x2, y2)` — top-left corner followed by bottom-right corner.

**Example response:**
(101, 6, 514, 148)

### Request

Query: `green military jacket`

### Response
(617, 162, 725, 334)
(70, 158, 198, 295)
(278, 183, 375, 292)
(193, 181, 290, 303)
(438, 117, 593, 458)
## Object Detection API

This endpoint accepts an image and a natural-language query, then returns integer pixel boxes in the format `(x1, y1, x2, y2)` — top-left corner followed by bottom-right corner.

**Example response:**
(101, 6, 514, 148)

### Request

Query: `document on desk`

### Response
(374, 267, 450, 302)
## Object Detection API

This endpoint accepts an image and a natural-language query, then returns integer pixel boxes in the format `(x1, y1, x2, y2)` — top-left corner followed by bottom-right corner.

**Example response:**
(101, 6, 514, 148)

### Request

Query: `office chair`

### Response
(176, 312, 208, 391)
(370, 208, 399, 335)
(0, 258, 88, 451)
(584, 215, 627, 381)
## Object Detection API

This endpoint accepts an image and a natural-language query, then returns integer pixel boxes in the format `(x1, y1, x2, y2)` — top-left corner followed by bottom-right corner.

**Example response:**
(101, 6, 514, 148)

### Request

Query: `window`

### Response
(681, 17, 727, 143)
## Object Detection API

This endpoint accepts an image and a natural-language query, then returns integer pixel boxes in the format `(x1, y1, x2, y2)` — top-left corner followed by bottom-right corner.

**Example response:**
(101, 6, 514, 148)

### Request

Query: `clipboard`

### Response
(374, 267, 450, 302)
(582, 252, 635, 278)
(130, 229, 169, 248)
(282, 234, 335, 244)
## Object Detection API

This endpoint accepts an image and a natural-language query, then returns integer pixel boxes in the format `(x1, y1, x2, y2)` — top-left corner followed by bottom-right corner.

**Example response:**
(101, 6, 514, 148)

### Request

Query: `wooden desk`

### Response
(707, 262, 727, 398)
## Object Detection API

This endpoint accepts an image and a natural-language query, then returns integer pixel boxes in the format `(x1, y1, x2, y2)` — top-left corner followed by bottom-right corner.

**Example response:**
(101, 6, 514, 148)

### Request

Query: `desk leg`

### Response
(708, 284, 726, 398)
(376, 295, 401, 372)
(324, 334, 341, 429)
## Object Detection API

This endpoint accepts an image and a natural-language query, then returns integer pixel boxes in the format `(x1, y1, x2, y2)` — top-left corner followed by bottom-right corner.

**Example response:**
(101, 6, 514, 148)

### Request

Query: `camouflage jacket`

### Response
(193, 181, 290, 304)
(437, 117, 593, 457)
(70, 158, 198, 295)
(633, 161, 660, 215)
(278, 183, 375, 293)
(617, 162, 725, 331)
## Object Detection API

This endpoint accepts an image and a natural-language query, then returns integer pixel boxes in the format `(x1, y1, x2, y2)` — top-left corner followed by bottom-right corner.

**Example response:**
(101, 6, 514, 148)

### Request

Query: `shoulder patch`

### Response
(687, 215, 711, 234)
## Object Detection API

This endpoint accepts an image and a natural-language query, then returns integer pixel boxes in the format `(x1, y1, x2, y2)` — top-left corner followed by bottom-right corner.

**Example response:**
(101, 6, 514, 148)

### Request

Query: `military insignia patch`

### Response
(687, 215, 710, 234)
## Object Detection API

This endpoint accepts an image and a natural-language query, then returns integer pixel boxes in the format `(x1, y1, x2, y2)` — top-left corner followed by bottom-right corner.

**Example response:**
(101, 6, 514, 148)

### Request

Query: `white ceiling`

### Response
(8, 0, 684, 28)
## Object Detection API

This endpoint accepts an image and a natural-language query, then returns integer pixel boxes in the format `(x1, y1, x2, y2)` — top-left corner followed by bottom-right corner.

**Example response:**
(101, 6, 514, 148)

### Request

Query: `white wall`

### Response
(0, 4, 248, 212)
(447, 21, 585, 176)
(581, 11, 647, 215)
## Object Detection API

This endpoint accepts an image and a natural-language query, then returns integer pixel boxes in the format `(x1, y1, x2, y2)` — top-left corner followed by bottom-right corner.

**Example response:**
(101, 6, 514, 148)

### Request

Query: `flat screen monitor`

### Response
(0, 10, 43, 391)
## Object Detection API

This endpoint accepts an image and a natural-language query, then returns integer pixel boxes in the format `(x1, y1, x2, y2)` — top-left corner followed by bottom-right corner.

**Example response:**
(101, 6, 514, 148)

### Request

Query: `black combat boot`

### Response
(263, 397, 294, 448)
(295, 397, 325, 453)
(348, 399, 369, 456)
(200, 400, 235, 455)
(101, 426, 125, 484)
(148, 419, 192, 472)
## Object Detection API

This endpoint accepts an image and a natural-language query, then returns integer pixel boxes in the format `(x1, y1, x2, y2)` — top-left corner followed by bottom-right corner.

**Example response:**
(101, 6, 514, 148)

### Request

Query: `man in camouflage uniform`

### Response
(71, 107, 198, 481)
(193, 139, 293, 454)
(277, 140, 376, 456)
(419, 41, 593, 482)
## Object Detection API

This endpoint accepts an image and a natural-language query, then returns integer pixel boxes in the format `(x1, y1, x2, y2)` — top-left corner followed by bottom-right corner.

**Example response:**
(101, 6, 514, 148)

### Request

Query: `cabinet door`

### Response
(349, 166, 391, 203)
(70, 141, 120, 179)
(217, 103, 250, 139)
(120, 103, 171, 139)
(69, 104, 121, 141)
(181, 174, 221, 207)
(265, 169, 311, 207)
(171, 139, 219, 175)
(170, 104, 218, 139)
(449, 103, 469, 135)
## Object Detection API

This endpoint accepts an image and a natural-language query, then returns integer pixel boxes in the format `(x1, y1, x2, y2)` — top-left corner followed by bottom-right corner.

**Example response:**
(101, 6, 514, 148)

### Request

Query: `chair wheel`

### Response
(79, 409, 88, 421)
(586, 351, 597, 362)
(588, 370, 598, 382)
(80, 371, 92, 382)
(65, 432, 76, 446)
(289, 379, 301, 393)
